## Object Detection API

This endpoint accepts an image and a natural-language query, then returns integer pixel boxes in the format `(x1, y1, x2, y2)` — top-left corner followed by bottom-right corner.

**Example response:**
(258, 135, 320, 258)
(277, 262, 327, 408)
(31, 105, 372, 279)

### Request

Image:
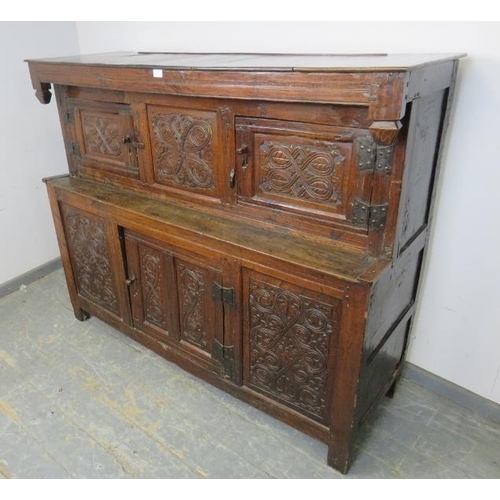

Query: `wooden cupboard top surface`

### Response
(47, 176, 380, 283)
(27, 51, 465, 72)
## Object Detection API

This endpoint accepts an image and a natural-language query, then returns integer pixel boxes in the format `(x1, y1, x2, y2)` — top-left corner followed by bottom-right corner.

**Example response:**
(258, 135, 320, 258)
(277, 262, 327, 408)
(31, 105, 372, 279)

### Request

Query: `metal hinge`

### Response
(64, 108, 74, 124)
(213, 339, 235, 379)
(211, 281, 236, 307)
(70, 141, 80, 156)
(352, 199, 389, 231)
(356, 137, 395, 175)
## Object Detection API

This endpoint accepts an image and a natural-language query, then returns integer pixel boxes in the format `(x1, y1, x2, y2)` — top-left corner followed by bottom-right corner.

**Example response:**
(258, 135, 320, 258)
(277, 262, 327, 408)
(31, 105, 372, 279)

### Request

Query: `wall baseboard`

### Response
(0, 258, 62, 299)
(402, 362, 500, 424)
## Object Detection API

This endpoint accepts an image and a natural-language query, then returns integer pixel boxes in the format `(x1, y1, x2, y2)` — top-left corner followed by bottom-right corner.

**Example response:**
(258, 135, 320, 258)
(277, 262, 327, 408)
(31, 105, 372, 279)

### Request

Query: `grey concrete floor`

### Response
(0, 269, 499, 479)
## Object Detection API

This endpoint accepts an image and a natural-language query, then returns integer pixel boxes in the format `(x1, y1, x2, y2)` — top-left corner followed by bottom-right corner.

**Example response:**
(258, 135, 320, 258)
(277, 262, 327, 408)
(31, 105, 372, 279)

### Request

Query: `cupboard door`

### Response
(147, 105, 222, 201)
(124, 232, 177, 339)
(124, 231, 225, 373)
(242, 269, 341, 425)
(235, 117, 373, 229)
(60, 203, 126, 319)
(71, 100, 140, 178)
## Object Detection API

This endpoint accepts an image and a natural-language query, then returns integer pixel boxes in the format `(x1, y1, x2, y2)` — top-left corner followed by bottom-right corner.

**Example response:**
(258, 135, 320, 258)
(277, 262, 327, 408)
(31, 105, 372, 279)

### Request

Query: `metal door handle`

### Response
(123, 136, 145, 149)
(237, 145, 248, 170)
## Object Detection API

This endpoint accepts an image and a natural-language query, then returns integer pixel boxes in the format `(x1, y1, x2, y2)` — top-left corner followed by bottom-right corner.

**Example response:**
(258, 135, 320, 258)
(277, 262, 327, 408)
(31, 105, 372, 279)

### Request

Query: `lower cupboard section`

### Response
(54, 199, 376, 473)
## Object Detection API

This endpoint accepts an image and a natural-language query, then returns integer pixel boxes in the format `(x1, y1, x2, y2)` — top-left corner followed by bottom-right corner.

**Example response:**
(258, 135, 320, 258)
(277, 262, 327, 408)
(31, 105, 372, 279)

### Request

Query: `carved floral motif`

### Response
(179, 264, 209, 352)
(248, 278, 335, 421)
(63, 208, 119, 313)
(151, 113, 215, 190)
(259, 141, 344, 206)
(139, 245, 166, 329)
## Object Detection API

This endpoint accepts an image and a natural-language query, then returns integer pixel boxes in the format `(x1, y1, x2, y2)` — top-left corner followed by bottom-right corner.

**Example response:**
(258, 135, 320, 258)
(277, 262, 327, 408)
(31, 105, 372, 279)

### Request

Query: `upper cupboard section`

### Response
(57, 87, 387, 244)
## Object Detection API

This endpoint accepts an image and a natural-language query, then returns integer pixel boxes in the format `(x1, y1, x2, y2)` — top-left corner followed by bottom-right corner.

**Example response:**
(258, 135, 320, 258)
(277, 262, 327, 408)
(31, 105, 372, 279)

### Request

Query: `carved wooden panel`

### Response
(245, 275, 337, 423)
(61, 204, 119, 314)
(148, 106, 219, 195)
(258, 141, 344, 206)
(73, 101, 138, 178)
(82, 114, 122, 157)
(235, 118, 357, 225)
(138, 244, 168, 330)
(177, 261, 211, 354)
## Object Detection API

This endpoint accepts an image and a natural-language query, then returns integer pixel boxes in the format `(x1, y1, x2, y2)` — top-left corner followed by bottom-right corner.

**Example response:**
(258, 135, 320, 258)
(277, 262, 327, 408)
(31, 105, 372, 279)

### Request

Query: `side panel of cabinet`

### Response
(241, 269, 342, 426)
(124, 230, 225, 375)
(59, 202, 129, 322)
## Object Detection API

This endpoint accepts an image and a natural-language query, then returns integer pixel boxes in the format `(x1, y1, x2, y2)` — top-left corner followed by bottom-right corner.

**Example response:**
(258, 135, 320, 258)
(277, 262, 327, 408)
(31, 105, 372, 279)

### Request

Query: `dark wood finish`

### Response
(242, 269, 342, 426)
(31, 52, 463, 474)
(72, 100, 140, 178)
(124, 230, 226, 375)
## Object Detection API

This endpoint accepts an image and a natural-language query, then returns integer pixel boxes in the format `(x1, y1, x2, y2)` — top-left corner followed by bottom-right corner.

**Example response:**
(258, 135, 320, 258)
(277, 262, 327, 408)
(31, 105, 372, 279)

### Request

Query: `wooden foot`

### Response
(74, 308, 90, 321)
(386, 375, 400, 399)
(327, 438, 355, 475)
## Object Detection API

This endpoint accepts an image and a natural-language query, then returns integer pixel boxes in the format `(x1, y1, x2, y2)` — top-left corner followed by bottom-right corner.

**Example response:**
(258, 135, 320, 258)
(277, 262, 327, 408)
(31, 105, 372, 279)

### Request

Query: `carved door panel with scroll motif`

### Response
(235, 117, 374, 230)
(146, 104, 224, 203)
(59, 203, 130, 322)
(242, 269, 341, 425)
(124, 230, 226, 375)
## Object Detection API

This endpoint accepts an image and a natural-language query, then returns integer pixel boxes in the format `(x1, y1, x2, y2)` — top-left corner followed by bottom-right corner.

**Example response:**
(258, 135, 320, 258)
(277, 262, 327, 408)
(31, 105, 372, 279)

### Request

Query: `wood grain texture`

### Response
(35, 53, 462, 475)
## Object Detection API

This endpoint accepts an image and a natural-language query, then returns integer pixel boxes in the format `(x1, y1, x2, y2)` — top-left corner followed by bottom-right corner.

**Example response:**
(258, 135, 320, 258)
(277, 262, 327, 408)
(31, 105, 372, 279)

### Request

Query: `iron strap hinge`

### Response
(213, 339, 235, 379)
(356, 137, 395, 176)
(352, 199, 389, 231)
(70, 141, 80, 156)
(64, 107, 74, 124)
(213, 340, 235, 362)
(211, 281, 236, 308)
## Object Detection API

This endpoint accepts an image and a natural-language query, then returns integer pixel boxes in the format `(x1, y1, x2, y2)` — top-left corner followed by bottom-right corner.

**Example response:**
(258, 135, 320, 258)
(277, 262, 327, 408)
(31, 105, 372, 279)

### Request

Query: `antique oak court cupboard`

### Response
(27, 52, 463, 473)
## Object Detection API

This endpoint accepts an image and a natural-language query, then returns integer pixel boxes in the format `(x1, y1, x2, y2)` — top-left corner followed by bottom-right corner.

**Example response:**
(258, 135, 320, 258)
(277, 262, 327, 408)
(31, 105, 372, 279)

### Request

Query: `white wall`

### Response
(0, 22, 79, 284)
(5, 22, 497, 404)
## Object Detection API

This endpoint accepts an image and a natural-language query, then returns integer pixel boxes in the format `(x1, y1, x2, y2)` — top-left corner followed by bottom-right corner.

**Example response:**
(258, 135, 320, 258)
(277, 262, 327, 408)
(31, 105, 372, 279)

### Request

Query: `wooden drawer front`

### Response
(242, 269, 340, 425)
(60, 203, 121, 315)
(73, 101, 139, 178)
(147, 105, 221, 199)
(236, 118, 371, 228)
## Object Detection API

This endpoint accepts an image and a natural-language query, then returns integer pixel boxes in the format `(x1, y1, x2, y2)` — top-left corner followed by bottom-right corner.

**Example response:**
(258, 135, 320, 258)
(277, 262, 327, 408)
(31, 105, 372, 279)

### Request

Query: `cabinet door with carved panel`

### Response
(242, 269, 341, 426)
(70, 99, 141, 179)
(235, 117, 377, 230)
(60, 203, 129, 321)
(146, 104, 225, 203)
(124, 230, 226, 375)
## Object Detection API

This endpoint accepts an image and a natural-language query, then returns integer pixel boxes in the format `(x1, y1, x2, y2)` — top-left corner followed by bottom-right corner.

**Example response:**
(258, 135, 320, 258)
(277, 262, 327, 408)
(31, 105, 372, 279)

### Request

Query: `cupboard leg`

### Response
(327, 433, 355, 474)
(74, 308, 90, 322)
(386, 373, 401, 399)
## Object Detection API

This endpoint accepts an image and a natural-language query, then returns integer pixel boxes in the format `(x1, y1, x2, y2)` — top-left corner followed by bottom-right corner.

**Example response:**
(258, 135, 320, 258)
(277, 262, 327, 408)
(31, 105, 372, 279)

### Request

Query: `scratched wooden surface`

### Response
(0, 270, 499, 479)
